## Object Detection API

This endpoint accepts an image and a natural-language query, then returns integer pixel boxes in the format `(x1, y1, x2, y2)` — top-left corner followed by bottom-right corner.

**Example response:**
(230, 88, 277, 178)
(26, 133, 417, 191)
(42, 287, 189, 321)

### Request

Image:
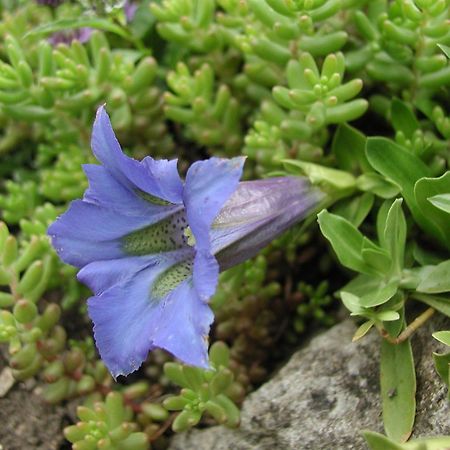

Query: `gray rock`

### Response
(169, 317, 450, 450)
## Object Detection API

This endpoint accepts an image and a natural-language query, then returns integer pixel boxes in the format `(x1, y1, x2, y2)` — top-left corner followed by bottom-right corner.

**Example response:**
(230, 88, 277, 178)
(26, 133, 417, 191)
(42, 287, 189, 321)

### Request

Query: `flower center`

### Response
(122, 211, 189, 255)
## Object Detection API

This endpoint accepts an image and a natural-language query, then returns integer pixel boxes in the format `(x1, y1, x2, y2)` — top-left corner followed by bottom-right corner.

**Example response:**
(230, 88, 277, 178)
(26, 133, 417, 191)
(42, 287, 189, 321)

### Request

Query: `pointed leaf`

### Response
(352, 320, 374, 342)
(415, 294, 450, 318)
(375, 310, 400, 322)
(432, 331, 450, 347)
(318, 210, 376, 275)
(341, 291, 365, 314)
(363, 430, 404, 450)
(428, 193, 450, 213)
(360, 281, 398, 307)
(383, 199, 406, 274)
(438, 44, 450, 58)
(25, 18, 130, 40)
(433, 352, 450, 388)
(366, 138, 448, 248)
(417, 260, 450, 293)
(380, 338, 416, 443)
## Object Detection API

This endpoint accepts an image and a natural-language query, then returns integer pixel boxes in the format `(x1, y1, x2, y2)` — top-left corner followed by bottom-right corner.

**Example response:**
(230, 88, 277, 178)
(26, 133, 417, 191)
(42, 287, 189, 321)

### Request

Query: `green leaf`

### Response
(352, 320, 374, 342)
(438, 43, 450, 58)
(380, 338, 416, 443)
(390, 99, 419, 138)
(428, 193, 450, 213)
(25, 18, 131, 40)
(331, 123, 371, 173)
(363, 430, 404, 450)
(376, 200, 394, 245)
(341, 291, 366, 314)
(361, 243, 392, 276)
(366, 138, 450, 249)
(417, 260, 450, 293)
(332, 193, 374, 227)
(356, 173, 401, 199)
(341, 274, 384, 298)
(433, 352, 450, 388)
(375, 311, 400, 322)
(432, 331, 450, 346)
(414, 294, 450, 318)
(318, 210, 377, 275)
(360, 281, 398, 307)
(282, 160, 356, 194)
(382, 199, 406, 274)
(414, 172, 450, 249)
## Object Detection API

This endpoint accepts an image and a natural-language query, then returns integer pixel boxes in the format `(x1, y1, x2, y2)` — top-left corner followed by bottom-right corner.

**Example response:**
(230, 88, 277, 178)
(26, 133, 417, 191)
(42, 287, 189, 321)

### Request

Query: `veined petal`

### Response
(183, 157, 245, 251)
(82, 164, 182, 217)
(183, 157, 244, 299)
(48, 199, 156, 267)
(87, 252, 211, 378)
(92, 106, 183, 204)
(212, 177, 323, 269)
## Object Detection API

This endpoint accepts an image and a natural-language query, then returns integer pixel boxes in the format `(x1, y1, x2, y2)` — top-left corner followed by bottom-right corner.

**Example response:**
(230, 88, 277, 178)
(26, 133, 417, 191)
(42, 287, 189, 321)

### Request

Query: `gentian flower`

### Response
(48, 106, 322, 378)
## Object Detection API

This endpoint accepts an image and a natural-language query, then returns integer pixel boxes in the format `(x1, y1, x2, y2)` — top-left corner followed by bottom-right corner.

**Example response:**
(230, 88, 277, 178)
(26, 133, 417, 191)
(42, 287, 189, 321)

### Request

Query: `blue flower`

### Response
(48, 106, 322, 378)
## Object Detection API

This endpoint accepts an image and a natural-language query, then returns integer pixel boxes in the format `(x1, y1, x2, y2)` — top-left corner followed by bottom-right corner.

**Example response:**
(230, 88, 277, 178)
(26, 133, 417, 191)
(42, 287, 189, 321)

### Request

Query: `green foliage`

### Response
(364, 430, 450, 450)
(163, 342, 241, 431)
(64, 392, 150, 450)
(293, 281, 334, 333)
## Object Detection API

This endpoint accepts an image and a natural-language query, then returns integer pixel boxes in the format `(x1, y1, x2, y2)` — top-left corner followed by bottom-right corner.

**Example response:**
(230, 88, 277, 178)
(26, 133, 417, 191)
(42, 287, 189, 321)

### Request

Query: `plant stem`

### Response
(380, 307, 435, 344)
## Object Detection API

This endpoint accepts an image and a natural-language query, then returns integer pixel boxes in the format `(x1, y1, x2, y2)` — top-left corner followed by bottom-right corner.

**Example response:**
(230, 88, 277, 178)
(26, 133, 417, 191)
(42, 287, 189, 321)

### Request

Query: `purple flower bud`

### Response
(48, 28, 93, 46)
(213, 177, 322, 270)
(124, 0, 138, 22)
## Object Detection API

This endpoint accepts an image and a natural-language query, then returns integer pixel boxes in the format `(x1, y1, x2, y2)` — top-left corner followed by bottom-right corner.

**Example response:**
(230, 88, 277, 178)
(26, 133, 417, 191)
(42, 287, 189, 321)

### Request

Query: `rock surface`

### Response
(169, 317, 450, 450)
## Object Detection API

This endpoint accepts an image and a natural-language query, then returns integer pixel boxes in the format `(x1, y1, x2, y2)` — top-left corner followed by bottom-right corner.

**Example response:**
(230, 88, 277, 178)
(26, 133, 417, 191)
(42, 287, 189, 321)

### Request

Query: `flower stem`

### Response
(380, 307, 435, 344)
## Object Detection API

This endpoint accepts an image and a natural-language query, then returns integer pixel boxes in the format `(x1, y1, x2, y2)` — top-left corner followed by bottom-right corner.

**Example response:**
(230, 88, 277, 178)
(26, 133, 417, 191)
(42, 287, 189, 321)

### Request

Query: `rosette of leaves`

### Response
(346, 0, 450, 96)
(64, 392, 150, 450)
(245, 52, 368, 172)
(163, 342, 242, 432)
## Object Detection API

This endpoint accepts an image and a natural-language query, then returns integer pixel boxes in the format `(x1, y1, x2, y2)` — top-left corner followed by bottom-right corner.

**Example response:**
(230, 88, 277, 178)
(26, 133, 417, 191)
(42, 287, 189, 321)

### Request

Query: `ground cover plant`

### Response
(0, 0, 449, 448)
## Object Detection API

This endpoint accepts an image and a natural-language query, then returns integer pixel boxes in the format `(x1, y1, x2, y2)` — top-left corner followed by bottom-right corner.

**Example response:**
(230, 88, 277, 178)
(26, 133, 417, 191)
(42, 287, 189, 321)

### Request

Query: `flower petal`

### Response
(87, 255, 212, 378)
(183, 157, 245, 251)
(82, 164, 182, 217)
(92, 106, 183, 204)
(183, 157, 244, 299)
(48, 200, 158, 267)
